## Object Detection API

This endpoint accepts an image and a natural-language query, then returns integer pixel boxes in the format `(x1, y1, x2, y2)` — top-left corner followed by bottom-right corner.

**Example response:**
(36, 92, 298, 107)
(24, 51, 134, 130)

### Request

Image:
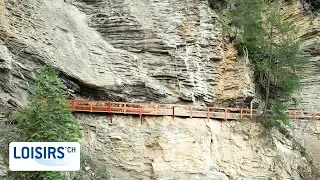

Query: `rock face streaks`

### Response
(284, 2, 320, 109)
(79, 115, 316, 180)
(0, 0, 254, 106)
(298, 16, 320, 109)
(0, 0, 319, 179)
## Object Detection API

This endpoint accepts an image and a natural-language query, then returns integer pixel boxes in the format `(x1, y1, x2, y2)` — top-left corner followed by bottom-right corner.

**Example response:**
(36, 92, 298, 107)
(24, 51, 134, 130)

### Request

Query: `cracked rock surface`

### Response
(0, 0, 254, 107)
(284, 2, 320, 109)
(79, 115, 315, 180)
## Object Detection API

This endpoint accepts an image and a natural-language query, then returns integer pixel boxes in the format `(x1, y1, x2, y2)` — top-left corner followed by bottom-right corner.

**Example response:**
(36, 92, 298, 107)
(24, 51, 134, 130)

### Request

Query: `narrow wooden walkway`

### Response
(66, 99, 320, 122)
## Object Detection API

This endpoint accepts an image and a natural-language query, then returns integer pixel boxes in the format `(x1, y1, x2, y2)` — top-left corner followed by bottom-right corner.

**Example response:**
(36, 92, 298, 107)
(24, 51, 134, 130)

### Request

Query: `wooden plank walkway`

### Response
(66, 99, 320, 122)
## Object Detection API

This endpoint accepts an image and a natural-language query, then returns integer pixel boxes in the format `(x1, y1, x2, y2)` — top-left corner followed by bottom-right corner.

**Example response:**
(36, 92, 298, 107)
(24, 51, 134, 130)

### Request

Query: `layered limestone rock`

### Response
(298, 15, 320, 109)
(284, 1, 320, 109)
(291, 120, 320, 171)
(215, 43, 254, 107)
(0, 0, 319, 179)
(0, 0, 253, 107)
(79, 115, 316, 180)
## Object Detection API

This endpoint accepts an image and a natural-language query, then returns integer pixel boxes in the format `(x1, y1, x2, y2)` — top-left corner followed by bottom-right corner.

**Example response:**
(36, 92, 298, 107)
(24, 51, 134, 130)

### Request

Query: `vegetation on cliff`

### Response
(221, 0, 309, 126)
(6, 63, 81, 180)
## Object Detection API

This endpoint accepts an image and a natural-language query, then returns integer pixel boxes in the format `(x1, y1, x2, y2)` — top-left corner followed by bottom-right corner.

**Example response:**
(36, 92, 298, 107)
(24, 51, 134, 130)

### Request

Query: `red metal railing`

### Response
(65, 99, 320, 122)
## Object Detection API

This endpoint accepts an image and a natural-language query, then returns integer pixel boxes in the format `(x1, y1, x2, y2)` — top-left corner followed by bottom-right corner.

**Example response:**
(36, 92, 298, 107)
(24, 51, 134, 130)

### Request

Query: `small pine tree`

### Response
(228, 0, 265, 53)
(14, 63, 81, 142)
(7, 62, 81, 179)
(227, 0, 309, 126)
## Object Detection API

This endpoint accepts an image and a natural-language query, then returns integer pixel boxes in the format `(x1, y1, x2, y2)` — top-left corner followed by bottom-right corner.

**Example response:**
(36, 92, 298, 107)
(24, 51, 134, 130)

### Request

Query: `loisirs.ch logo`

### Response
(9, 142, 80, 171)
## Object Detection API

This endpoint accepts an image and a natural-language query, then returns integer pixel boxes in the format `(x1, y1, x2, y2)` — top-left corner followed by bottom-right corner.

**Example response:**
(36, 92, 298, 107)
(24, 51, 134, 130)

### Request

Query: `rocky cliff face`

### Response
(0, 115, 319, 179)
(298, 16, 320, 110)
(1, 0, 320, 179)
(291, 120, 320, 171)
(0, 0, 254, 108)
(1, 0, 318, 108)
(78, 115, 318, 180)
(284, 2, 320, 109)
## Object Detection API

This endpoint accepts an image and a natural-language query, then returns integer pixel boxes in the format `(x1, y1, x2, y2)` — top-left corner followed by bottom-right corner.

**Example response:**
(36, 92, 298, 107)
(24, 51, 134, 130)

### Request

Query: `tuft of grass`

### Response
(96, 168, 111, 180)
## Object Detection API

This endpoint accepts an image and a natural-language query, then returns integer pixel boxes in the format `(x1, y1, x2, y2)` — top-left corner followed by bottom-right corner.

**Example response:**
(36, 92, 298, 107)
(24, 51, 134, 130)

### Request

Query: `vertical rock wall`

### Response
(291, 120, 320, 171)
(0, 0, 254, 106)
(78, 115, 316, 180)
(285, 2, 320, 109)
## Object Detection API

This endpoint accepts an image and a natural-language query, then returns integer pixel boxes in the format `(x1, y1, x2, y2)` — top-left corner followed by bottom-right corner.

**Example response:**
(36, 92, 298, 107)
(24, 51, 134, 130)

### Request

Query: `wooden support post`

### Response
(190, 105, 193, 118)
(240, 108, 243, 120)
(207, 107, 210, 121)
(224, 108, 227, 121)
(109, 113, 112, 123)
(172, 106, 175, 120)
(250, 101, 253, 120)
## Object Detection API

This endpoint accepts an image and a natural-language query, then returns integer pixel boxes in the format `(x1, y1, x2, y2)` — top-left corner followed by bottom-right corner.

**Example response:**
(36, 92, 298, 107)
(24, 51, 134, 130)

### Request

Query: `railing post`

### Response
(224, 108, 227, 121)
(72, 112, 77, 118)
(139, 105, 142, 124)
(190, 105, 193, 118)
(312, 112, 316, 120)
(294, 110, 296, 119)
(90, 101, 93, 112)
(109, 102, 112, 123)
(172, 106, 175, 120)
(250, 101, 253, 120)
(240, 108, 243, 120)
(124, 103, 126, 114)
(207, 107, 210, 121)
(288, 110, 291, 118)
(155, 104, 158, 115)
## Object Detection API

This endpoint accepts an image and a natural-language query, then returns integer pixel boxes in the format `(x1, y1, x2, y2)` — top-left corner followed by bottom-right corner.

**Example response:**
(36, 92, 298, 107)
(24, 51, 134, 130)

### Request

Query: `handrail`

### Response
(65, 99, 320, 121)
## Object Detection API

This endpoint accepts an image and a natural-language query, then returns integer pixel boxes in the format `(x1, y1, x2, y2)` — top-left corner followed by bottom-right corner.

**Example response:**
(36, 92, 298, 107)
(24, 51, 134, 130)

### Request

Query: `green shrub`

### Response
(13, 63, 81, 142)
(7, 171, 68, 180)
(266, 100, 290, 127)
(6, 62, 81, 179)
(96, 168, 111, 180)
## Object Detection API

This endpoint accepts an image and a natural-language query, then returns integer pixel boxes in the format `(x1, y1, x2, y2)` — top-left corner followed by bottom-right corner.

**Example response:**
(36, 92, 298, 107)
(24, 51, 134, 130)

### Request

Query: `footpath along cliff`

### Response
(0, 0, 320, 179)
